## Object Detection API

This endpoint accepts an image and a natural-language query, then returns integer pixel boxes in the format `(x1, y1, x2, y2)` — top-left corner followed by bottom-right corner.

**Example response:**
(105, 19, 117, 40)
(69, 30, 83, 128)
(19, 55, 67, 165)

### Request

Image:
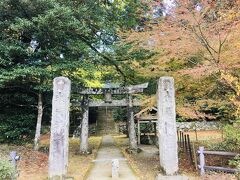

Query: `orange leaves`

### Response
(220, 71, 240, 117)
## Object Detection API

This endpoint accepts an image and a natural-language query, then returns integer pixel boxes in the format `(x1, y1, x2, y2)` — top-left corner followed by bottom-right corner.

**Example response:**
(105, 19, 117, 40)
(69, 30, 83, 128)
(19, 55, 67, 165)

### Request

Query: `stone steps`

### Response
(96, 108, 118, 135)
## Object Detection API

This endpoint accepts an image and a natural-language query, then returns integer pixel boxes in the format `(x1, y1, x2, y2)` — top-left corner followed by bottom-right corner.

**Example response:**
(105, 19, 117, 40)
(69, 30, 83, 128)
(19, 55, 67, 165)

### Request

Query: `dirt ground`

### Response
(0, 134, 102, 180)
(113, 133, 238, 180)
(184, 130, 223, 142)
(0, 130, 238, 180)
(114, 135, 159, 180)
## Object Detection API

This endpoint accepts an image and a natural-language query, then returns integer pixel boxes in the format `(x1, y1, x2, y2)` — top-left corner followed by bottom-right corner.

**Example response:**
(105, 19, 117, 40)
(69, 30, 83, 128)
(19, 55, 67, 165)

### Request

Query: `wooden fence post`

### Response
(137, 120, 140, 144)
(187, 134, 193, 164)
(192, 143, 198, 170)
(177, 131, 180, 142)
(181, 131, 184, 148)
(199, 146, 205, 176)
(194, 123, 198, 142)
(184, 134, 187, 152)
(180, 131, 182, 147)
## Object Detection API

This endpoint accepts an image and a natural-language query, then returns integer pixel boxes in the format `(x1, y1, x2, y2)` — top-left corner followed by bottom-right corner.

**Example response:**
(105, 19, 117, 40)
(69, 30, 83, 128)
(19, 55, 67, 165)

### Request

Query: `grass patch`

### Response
(67, 136, 102, 180)
(113, 135, 159, 180)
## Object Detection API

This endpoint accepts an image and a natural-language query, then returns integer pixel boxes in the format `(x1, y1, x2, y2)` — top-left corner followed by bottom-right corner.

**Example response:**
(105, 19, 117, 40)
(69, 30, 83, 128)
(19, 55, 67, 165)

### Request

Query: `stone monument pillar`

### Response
(157, 77, 178, 175)
(49, 77, 71, 179)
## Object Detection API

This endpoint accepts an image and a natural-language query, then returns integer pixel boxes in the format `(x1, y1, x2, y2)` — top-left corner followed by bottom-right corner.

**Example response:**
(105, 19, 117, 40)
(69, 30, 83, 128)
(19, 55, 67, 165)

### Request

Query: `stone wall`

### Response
(113, 121, 222, 135)
(176, 121, 222, 131)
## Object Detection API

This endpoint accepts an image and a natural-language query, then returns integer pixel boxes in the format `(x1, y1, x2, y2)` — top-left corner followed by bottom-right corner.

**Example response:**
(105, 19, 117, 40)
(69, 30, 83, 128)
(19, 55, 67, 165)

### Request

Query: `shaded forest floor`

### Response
(0, 135, 102, 180)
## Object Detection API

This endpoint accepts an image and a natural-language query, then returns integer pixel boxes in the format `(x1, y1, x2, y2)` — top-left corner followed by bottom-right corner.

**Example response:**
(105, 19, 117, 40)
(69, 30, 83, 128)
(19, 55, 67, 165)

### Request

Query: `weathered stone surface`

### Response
(72, 124, 96, 138)
(87, 99, 141, 107)
(157, 77, 178, 175)
(112, 159, 119, 178)
(80, 96, 89, 153)
(49, 77, 71, 179)
(156, 174, 189, 180)
(176, 121, 222, 131)
(128, 95, 138, 150)
(79, 82, 148, 95)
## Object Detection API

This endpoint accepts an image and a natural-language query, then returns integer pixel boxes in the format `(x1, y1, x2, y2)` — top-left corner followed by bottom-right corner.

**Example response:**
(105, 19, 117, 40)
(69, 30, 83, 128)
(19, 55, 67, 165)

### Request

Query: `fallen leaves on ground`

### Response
(0, 135, 102, 180)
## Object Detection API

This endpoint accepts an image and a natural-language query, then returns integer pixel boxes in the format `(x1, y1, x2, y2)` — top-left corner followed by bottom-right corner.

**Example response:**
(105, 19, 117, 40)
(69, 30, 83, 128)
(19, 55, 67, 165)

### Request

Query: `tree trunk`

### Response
(126, 116, 129, 138)
(80, 96, 89, 154)
(128, 95, 138, 150)
(34, 93, 43, 150)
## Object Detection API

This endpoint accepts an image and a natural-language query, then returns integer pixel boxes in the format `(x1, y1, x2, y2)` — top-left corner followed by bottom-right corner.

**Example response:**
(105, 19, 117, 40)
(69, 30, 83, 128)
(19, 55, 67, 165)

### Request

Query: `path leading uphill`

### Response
(86, 135, 137, 180)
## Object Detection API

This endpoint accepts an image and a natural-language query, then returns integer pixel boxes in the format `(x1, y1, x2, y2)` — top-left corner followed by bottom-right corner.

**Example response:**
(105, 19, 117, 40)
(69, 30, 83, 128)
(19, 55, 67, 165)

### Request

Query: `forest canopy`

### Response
(0, 0, 240, 144)
(0, 0, 145, 143)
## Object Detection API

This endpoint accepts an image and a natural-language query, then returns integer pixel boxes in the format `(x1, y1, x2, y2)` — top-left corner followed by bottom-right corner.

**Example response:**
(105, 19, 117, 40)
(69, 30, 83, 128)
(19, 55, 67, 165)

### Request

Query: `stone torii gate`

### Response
(77, 82, 149, 154)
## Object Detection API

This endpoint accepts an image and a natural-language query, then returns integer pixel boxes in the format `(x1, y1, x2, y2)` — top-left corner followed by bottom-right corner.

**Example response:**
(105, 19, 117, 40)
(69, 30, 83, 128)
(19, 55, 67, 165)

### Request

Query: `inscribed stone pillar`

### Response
(80, 96, 89, 153)
(128, 95, 138, 150)
(157, 77, 178, 175)
(49, 77, 71, 179)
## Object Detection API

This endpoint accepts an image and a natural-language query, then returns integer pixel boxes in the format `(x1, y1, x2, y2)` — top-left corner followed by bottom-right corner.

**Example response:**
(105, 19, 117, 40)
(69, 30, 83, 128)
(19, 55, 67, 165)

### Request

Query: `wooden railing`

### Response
(177, 131, 194, 165)
(198, 146, 239, 175)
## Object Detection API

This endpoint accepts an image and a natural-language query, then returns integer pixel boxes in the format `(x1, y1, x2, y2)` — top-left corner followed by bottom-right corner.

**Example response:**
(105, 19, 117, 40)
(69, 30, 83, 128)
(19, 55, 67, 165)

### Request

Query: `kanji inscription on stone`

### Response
(157, 77, 178, 175)
(49, 77, 71, 179)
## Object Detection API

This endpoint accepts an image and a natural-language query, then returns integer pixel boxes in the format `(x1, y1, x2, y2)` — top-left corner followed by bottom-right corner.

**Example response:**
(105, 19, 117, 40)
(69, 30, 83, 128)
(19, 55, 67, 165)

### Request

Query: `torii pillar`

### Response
(80, 95, 89, 154)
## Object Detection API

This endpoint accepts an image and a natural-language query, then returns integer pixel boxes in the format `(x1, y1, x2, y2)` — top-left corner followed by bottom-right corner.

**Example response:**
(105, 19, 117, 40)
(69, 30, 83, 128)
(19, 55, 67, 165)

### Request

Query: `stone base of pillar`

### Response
(156, 174, 189, 180)
(49, 175, 65, 180)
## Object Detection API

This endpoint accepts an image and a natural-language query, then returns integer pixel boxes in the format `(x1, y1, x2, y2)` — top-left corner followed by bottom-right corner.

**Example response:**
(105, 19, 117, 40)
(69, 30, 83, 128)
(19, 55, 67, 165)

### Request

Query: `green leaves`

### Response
(0, 160, 15, 180)
(0, 114, 36, 143)
(0, 0, 145, 143)
(10, 17, 33, 32)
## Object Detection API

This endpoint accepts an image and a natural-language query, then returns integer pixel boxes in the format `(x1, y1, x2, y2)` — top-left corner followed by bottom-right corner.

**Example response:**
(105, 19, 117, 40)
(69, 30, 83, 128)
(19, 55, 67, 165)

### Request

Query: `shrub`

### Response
(166, 58, 185, 71)
(223, 120, 240, 151)
(113, 107, 128, 122)
(184, 52, 204, 68)
(0, 114, 36, 143)
(210, 120, 240, 152)
(229, 155, 240, 178)
(0, 160, 15, 180)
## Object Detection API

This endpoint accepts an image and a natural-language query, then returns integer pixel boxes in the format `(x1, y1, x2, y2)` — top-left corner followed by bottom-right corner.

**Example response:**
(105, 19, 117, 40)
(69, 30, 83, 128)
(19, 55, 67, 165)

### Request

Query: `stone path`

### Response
(86, 135, 137, 180)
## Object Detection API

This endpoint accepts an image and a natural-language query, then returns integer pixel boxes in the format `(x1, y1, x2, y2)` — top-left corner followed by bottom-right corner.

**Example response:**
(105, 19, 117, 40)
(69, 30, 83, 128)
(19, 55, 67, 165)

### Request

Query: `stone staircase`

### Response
(96, 107, 118, 135)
